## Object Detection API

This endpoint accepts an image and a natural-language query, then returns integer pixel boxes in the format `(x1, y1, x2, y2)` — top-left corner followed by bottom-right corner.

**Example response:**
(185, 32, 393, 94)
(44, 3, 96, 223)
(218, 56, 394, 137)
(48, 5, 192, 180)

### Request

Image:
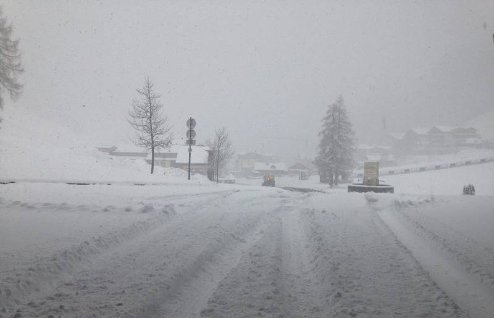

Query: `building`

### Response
(254, 162, 288, 176)
(356, 145, 396, 167)
(98, 144, 211, 175)
(235, 152, 277, 177)
(171, 145, 211, 175)
(389, 126, 481, 155)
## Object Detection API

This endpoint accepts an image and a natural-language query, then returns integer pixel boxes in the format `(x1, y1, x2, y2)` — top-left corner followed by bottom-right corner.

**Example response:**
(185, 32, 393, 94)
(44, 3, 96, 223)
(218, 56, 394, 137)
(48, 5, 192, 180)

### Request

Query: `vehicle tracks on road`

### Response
(377, 203, 494, 318)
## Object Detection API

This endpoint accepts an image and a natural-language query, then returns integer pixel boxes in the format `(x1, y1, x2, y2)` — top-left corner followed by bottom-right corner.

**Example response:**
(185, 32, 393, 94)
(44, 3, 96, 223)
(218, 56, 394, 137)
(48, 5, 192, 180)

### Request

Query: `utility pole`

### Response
(186, 117, 196, 180)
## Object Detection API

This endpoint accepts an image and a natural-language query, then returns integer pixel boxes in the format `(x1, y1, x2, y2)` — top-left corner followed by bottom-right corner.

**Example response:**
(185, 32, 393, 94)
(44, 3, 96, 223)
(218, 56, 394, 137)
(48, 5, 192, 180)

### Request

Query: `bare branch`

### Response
(128, 77, 173, 174)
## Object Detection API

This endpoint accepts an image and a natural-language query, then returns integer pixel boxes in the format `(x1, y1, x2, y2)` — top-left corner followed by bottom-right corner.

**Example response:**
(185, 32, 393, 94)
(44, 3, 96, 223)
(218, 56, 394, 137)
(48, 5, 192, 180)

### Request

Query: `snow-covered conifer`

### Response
(0, 6, 23, 119)
(315, 96, 355, 185)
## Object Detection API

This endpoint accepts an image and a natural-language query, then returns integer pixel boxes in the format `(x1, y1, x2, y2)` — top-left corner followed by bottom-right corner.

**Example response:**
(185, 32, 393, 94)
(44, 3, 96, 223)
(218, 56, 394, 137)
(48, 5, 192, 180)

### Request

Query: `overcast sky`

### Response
(2, 0, 494, 160)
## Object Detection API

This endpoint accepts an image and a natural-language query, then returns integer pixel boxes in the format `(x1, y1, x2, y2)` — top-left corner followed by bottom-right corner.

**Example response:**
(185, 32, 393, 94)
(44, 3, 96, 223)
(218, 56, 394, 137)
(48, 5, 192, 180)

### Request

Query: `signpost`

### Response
(186, 117, 196, 180)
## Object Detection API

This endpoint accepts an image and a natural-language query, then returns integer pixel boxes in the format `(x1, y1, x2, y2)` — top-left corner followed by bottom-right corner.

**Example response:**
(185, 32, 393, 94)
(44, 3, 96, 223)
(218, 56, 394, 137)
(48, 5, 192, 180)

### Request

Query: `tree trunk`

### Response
(151, 145, 155, 174)
(216, 156, 219, 183)
(329, 169, 334, 188)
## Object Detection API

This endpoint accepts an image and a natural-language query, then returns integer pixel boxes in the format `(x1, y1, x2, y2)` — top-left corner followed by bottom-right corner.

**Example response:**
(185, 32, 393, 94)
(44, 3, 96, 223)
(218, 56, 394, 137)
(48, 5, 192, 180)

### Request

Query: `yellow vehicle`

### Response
(262, 174, 276, 187)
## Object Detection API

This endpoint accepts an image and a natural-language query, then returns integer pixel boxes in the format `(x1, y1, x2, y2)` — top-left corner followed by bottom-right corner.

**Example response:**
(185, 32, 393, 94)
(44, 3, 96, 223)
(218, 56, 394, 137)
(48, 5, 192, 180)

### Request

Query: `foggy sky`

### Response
(2, 0, 494, 160)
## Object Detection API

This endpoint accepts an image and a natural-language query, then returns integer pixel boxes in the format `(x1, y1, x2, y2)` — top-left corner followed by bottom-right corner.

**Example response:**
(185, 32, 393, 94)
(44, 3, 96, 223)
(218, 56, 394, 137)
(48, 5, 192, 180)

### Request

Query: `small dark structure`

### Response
(348, 162, 394, 193)
(463, 184, 475, 195)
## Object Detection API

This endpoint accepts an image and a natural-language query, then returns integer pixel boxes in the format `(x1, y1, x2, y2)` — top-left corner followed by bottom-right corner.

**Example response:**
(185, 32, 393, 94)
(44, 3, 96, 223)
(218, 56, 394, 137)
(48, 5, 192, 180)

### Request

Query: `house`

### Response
(171, 145, 211, 175)
(236, 152, 277, 177)
(254, 162, 288, 176)
(145, 152, 177, 168)
(97, 144, 211, 175)
(288, 162, 312, 179)
(288, 163, 310, 174)
(389, 126, 480, 155)
(356, 145, 396, 167)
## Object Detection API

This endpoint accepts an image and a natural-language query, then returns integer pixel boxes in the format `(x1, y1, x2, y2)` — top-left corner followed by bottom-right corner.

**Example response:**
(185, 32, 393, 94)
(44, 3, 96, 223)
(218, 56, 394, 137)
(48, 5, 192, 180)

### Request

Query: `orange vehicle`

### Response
(262, 174, 276, 187)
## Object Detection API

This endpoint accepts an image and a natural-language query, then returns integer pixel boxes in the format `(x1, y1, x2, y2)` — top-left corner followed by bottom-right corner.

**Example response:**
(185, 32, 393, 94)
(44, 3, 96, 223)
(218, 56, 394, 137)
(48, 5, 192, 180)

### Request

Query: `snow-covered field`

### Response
(1, 164, 494, 317)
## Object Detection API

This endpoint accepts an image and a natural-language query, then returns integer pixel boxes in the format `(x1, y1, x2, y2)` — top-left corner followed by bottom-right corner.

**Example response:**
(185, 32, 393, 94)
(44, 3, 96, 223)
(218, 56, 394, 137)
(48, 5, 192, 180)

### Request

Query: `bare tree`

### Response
(129, 77, 172, 174)
(0, 6, 23, 121)
(208, 127, 234, 182)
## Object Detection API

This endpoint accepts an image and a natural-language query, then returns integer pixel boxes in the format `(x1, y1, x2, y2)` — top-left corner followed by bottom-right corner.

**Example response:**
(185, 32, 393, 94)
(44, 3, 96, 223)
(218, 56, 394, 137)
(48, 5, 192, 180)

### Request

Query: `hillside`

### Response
(464, 108, 494, 142)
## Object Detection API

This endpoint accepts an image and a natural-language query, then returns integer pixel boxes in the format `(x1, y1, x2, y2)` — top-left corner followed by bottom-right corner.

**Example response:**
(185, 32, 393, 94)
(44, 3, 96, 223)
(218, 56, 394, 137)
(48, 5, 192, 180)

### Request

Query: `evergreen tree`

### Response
(0, 6, 23, 117)
(315, 96, 355, 186)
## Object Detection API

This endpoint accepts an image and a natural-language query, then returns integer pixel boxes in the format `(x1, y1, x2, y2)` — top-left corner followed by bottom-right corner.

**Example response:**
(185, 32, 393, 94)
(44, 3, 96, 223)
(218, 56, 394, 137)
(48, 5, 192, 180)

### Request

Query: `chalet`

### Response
(389, 126, 480, 155)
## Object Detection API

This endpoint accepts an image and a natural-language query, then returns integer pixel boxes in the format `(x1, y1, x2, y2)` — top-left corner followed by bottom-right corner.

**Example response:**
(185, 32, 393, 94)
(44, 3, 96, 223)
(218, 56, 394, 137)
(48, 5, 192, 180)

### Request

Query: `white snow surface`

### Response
(1, 173, 493, 317)
(1, 115, 494, 317)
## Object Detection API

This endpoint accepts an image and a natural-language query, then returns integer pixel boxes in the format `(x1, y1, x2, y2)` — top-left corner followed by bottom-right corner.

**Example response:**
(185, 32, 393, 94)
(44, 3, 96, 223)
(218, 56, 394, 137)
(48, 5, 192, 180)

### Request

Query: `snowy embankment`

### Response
(370, 194, 494, 318)
(381, 161, 494, 195)
(0, 113, 208, 185)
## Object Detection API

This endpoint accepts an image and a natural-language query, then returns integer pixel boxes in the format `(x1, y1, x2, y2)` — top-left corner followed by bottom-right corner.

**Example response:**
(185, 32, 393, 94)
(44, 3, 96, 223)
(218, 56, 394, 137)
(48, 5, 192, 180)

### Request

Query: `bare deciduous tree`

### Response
(208, 127, 234, 182)
(0, 6, 23, 122)
(129, 77, 172, 174)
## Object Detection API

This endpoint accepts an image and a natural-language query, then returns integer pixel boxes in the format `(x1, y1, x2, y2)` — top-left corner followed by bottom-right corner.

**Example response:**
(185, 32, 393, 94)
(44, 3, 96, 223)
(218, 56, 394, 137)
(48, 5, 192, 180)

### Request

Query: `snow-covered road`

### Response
(1, 183, 493, 317)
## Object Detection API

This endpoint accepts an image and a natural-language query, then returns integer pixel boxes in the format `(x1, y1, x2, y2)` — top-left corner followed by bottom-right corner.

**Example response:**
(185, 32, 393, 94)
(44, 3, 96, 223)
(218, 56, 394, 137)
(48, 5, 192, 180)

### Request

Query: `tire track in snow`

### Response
(15, 190, 275, 318)
(279, 207, 328, 317)
(152, 206, 281, 317)
(377, 206, 494, 318)
(200, 213, 285, 318)
(300, 202, 465, 317)
(2, 190, 239, 317)
(394, 204, 494, 288)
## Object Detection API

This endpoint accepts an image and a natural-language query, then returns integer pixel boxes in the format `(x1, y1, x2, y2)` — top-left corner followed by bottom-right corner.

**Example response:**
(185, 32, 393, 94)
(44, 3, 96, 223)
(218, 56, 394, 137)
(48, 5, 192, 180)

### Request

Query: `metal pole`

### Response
(188, 117, 192, 180)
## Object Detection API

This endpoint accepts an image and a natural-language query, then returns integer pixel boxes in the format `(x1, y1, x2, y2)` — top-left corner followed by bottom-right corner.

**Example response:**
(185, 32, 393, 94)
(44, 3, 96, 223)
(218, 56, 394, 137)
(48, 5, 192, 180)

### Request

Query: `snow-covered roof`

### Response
(254, 162, 288, 172)
(358, 144, 392, 150)
(409, 127, 429, 135)
(431, 125, 457, 133)
(173, 145, 210, 164)
(112, 143, 147, 153)
(388, 132, 405, 140)
(145, 152, 177, 160)
(288, 163, 309, 171)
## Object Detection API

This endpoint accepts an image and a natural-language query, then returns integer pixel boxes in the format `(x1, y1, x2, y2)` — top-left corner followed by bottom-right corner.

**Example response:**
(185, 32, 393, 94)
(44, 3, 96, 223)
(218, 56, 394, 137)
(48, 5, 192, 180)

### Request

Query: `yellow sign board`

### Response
(364, 161, 379, 186)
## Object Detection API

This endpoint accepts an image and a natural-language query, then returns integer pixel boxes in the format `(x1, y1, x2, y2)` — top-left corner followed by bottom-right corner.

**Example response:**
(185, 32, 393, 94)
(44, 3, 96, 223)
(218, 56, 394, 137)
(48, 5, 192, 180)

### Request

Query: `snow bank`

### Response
(0, 114, 209, 184)
(382, 161, 494, 196)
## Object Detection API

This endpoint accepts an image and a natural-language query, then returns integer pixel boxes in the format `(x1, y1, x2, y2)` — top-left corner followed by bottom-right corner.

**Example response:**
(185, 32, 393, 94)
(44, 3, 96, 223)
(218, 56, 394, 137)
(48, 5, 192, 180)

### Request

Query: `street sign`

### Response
(186, 118, 196, 129)
(186, 117, 197, 181)
(186, 129, 196, 139)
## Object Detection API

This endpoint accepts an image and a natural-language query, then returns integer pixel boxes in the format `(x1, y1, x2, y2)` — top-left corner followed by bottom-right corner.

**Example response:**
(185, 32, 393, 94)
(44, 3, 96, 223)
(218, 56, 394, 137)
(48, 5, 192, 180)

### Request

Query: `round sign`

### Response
(186, 129, 196, 139)
(186, 118, 196, 129)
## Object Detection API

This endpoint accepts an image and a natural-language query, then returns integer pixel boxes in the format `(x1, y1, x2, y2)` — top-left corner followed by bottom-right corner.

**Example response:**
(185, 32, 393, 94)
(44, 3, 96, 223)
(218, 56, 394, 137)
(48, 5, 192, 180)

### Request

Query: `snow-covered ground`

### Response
(239, 160, 494, 196)
(2, 114, 494, 317)
(1, 170, 494, 317)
